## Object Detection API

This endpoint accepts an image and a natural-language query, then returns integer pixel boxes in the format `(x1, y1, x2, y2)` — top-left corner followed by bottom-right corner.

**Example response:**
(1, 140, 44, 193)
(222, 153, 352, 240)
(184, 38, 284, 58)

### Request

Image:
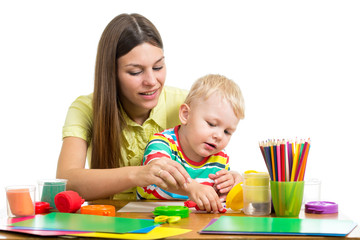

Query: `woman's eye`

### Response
(129, 71, 142, 76)
(153, 66, 163, 71)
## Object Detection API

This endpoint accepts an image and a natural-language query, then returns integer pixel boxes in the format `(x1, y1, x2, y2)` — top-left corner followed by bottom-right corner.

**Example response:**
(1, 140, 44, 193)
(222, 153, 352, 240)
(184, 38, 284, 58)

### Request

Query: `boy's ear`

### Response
(179, 103, 190, 125)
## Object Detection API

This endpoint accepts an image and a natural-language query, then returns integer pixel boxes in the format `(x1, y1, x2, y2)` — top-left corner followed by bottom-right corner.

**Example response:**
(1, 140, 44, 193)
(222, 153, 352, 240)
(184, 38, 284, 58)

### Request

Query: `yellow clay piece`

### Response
(154, 215, 181, 224)
(167, 216, 181, 223)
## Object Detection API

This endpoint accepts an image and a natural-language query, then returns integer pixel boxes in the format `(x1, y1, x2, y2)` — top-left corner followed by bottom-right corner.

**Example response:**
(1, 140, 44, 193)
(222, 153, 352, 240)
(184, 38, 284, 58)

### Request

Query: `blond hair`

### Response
(184, 74, 245, 119)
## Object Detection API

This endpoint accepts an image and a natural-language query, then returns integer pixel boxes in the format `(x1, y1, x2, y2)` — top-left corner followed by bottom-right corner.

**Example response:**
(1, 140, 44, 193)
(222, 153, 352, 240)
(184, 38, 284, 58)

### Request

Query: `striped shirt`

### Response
(136, 125, 230, 200)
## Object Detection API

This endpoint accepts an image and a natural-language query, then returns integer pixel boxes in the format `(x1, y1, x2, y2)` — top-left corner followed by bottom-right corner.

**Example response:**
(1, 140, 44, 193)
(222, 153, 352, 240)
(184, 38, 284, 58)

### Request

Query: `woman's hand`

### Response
(209, 170, 242, 202)
(135, 157, 192, 191)
(186, 182, 224, 213)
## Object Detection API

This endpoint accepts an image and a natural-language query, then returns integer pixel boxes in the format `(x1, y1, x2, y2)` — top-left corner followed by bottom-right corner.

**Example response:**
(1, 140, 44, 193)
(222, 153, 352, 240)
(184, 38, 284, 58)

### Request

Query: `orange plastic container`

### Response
(6, 186, 35, 217)
(80, 205, 115, 216)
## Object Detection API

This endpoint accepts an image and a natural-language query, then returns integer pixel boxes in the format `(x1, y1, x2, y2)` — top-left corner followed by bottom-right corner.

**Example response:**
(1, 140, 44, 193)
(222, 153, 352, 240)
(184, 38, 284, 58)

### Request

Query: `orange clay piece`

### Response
(6, 189, 34, 217)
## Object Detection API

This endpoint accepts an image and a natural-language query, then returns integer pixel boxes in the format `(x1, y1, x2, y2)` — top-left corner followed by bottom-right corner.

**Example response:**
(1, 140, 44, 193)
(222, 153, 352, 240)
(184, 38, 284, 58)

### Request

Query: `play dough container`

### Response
(242, 170, 271, 215)
(38, 179, 67, 209)
(6, 185, 35, 217)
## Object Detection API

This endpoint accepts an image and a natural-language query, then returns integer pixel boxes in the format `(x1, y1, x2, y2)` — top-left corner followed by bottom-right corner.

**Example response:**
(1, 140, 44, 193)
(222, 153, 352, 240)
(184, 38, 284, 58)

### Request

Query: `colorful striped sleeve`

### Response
(141, 133, 173, 166)
(137, 132, 187, 200)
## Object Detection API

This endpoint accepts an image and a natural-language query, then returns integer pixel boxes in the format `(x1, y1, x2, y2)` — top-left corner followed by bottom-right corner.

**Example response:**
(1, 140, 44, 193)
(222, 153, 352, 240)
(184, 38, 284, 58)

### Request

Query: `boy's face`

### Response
(179, 93, 240, 162)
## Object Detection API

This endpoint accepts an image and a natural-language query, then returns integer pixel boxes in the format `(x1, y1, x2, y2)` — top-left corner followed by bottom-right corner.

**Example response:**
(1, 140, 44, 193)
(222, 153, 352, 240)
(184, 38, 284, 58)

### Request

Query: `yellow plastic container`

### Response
(242, 170, 271, 215)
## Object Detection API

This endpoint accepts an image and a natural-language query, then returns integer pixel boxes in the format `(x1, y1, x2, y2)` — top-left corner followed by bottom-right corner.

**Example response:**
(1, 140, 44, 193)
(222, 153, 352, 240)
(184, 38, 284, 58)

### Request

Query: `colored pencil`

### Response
(294, 141, 308, 181)
(259, 138, 311, 182)
(270, 142, 276, 181)
(280, 140, 285, 182)
(276, 142, 281, 181)
(299, 140, 311, 181)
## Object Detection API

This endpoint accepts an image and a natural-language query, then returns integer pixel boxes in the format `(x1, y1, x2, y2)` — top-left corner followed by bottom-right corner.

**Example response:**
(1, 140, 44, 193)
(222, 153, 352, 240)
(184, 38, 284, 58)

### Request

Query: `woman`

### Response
(56, 13, 191, 200)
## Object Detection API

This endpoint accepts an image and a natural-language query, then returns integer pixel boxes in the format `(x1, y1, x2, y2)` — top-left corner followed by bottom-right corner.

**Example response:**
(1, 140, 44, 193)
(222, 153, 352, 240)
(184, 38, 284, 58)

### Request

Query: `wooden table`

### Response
(0, 199, 359, 239)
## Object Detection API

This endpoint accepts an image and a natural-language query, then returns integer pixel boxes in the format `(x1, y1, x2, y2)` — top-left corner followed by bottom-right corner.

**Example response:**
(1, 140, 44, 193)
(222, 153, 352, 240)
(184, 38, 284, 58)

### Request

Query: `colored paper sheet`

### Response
(0, 225, 89, 236)
(10, 212, 158, 234)
(1, 215, 89, 236)
(71, 226, 192, 239)
(129, 225, 157, 233)
(200, 216, 357, 237)
(8, 216, 35, 224)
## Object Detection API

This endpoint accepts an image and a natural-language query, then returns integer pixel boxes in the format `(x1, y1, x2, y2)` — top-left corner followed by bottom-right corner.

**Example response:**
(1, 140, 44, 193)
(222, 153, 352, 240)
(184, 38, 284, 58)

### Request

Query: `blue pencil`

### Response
(264, 145, 273, 180)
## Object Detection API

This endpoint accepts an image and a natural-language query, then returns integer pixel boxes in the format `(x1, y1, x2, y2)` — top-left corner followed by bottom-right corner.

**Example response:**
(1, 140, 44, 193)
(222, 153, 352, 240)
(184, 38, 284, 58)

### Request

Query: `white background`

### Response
(1, 0, 359, 223)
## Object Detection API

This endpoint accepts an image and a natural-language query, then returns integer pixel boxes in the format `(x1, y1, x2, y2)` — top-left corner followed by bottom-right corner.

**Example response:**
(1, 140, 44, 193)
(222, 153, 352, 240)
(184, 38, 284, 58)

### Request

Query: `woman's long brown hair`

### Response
(91, 13, 163, 169)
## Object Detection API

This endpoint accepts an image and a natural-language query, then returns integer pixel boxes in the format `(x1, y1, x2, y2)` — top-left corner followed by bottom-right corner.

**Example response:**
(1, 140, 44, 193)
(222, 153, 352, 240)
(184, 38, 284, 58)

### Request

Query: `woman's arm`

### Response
(56, 137, 136, 200)
(56, 137, 191, 200)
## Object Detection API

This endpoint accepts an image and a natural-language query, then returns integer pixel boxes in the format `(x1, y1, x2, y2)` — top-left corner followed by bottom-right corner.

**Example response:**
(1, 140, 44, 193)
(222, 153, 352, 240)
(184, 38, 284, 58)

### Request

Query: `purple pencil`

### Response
(288, 140, 293, 178)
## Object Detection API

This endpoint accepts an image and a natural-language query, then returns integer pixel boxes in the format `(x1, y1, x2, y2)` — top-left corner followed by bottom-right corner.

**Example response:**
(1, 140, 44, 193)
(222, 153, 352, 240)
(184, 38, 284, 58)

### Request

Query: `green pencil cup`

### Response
(38, 179, 67, 209)
(270, 181, 304, 217)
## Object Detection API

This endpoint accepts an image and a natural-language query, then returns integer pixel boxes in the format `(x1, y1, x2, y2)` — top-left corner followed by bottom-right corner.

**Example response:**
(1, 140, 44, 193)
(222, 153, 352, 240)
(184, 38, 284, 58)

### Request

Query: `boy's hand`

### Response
(209, 170, 242, 202)
(186, 182, 224, 213)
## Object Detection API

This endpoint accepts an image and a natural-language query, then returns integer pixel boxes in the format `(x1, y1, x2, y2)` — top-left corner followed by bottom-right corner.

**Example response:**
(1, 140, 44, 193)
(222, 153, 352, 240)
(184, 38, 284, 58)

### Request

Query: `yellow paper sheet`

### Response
(71, 226, 191, 239)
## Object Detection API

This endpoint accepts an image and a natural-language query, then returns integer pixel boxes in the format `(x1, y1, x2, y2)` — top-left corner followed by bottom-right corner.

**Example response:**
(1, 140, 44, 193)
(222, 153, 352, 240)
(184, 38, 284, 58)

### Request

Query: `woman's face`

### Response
(117, 42, 166, 123)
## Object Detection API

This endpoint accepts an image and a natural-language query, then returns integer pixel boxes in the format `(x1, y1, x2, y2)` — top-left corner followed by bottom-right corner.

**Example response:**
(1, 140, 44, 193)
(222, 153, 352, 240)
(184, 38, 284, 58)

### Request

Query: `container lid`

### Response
(305, 201, 338, 214)
(81, 205, 115, 216)
(226, 182, 243, 211)
(54, 191, 85, 213)
(243, 170, 269, 186)
(35, 201, 52, 214)
(153, 206, 190, 218)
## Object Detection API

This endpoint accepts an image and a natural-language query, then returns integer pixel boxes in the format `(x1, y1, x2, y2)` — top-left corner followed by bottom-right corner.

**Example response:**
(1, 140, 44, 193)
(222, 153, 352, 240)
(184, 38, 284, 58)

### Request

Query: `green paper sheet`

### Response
(11, 212, 157, 234)
(201, 216, 357, 236)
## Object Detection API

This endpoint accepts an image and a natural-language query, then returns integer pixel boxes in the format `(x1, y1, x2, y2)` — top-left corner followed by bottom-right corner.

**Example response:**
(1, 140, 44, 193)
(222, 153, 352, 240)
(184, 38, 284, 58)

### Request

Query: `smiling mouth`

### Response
(140, 90, 157, 95)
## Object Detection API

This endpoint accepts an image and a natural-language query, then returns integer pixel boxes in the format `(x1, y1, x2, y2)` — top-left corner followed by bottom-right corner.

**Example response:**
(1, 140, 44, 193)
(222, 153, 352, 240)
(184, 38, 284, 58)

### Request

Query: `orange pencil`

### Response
(270, 140, 276, 181)
(299, 140, 311, 181)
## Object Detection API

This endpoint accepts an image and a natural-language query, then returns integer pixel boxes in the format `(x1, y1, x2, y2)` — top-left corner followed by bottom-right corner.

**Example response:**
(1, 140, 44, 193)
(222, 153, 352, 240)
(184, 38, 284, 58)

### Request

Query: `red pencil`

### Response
(280, 140, 285, 182)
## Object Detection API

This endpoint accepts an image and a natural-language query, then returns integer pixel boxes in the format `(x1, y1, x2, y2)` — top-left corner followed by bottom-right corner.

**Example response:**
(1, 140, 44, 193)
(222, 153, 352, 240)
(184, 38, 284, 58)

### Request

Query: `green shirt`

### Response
(62, 86, 188, 200)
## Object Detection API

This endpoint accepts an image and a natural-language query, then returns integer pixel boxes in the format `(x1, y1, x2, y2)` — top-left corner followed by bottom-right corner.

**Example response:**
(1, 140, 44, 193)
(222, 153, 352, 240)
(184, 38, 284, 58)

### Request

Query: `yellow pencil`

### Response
(290, 141, 300, 181)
